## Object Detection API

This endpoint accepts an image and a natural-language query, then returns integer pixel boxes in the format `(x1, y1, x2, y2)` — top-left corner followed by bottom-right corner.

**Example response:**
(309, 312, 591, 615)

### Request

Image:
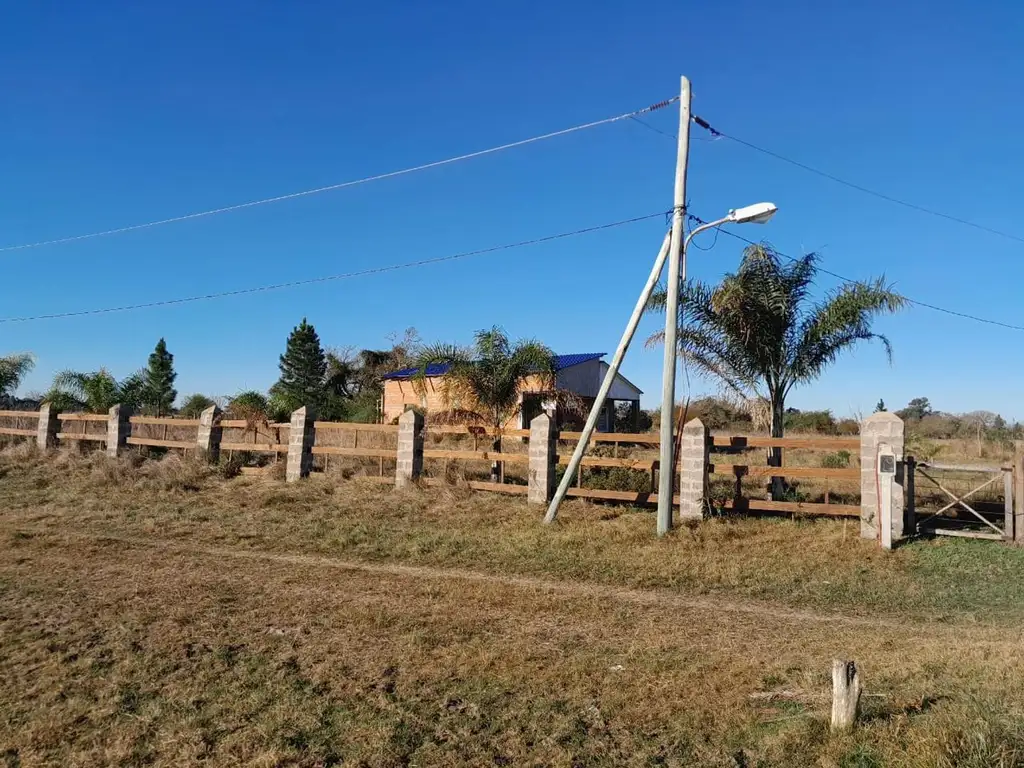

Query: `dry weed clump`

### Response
(0, 438, 41, 468)
(321, 455, 390, 481)
(78, 451, 217, 493)
(0, 443, 217, 494)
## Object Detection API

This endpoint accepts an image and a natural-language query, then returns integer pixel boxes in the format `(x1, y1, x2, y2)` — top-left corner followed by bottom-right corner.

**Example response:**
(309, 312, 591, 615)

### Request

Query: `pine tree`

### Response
(144, 338, 178, 416)
(271, 318, 327, 413)
(874, 399, 886, 412)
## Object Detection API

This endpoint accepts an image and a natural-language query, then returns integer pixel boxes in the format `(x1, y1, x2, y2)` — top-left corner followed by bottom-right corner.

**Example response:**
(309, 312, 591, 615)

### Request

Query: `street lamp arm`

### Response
(683, 215, 732, 254)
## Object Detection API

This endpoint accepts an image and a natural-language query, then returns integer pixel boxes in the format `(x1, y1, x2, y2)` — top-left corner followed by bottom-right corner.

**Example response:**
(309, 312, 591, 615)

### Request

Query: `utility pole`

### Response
(544, 232, 672, 524)
(656, 76, 692, 536)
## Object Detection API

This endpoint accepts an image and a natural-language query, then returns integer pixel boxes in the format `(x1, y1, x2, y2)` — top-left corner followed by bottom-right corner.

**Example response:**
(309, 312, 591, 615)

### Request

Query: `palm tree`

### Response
(227, 390, 271, 427)
(648, 245, 905, 497)
(0, 353, 34, 406)
(413, 327, 556, 482)
(44, 369, 147, 413)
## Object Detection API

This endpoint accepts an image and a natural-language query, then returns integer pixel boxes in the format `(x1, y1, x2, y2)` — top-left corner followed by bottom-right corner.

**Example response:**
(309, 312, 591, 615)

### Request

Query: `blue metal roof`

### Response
(382, 352, 606, 380)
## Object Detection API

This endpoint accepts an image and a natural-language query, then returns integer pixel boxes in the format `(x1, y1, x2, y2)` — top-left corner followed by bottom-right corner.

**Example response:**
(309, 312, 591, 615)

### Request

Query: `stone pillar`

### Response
(286, 406, 316, 483)
(860, 412, 905, 544)
(678, 418, 709, 521)
(106, 404, 132, 458)
(528, 413, 557, 505)
(196, 405, 222, 463)
(395, 409, 424, 488)
(36, 403, 59, 449)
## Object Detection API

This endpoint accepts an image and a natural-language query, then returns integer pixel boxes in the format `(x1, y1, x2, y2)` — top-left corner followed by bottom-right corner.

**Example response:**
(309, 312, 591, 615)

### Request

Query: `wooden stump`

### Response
(830, 659, 862, 731)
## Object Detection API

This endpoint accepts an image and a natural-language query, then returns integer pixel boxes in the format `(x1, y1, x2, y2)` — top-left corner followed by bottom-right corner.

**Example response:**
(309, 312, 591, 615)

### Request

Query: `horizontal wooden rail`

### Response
(919, 527, 1004, 541)
(710, 464, 860, 480)
(0, 427, 36, 437)
(126, 437, 194, 449)
(918, 462, 1008, 473)
(58, 413, 109, 422)
(557, 456, 665, 471)
(558, 431, 658, 444)
(566, 488, 680, 505)
(421, 478, 528, 495)
(56, 432, 105, 442)
(0, 410, 40, 419)
(220, 441, 288, 453)
(313, 421, 398, 433)
(557, 433, 858, 449)
(712, 435, 859, 450)
(426, 426, 531, 438)
(219, 419, 278, 429)
(129, 416, 200, 427)
(422, 449, 529, 464)
(311, 446, 394, 459)
(718, 498, 859, 517)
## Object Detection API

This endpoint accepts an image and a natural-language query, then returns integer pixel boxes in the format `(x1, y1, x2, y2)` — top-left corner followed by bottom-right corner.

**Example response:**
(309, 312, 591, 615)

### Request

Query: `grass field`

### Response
(2, 444, 1024, 766)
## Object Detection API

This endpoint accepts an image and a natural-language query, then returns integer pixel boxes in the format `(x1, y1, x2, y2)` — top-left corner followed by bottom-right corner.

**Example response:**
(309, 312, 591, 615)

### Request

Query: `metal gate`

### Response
(907, 458, 1014, 541)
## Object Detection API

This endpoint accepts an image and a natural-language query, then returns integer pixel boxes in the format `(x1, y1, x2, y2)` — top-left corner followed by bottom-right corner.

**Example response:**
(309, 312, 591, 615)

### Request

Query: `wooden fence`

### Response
(312, 421, 397, 483)
(0, 405, 862, 519)
(0, 410, 38, 439)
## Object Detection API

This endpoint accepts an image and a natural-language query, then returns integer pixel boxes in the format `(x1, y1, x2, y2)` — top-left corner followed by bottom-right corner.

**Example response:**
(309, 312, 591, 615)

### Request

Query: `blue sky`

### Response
(3, 1, 1024, 418)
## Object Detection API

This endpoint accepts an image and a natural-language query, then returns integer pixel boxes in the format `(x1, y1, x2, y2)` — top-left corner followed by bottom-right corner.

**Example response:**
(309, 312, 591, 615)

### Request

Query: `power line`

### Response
(0, 97, 678, 254)
(637, 113, 1024, 245)
(629, 115, 717, 142)
(688, 213, 1024, 332)
(0, 211, 669, 323)
(689, 115, 1024, 246)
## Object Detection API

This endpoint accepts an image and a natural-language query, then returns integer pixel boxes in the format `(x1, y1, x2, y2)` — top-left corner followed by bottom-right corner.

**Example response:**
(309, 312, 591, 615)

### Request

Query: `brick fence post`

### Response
(36, 403, 59, 449)
(106, 404, 132, 458)
(528, 413, 557, 505)
(678, 418, 709, 521)
(286, 406, 316, 482)
(860, 412, 905, 545)
(395, 409, 424, 488)
(196, 404, 222, 463)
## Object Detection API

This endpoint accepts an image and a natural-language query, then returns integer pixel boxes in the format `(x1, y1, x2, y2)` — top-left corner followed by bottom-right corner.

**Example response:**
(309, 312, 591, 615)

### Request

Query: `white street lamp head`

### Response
(727, 202, 778, 225)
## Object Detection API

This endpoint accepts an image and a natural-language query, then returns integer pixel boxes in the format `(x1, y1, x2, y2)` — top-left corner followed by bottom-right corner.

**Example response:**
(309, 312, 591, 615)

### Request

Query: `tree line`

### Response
(0, 323, 422, 422)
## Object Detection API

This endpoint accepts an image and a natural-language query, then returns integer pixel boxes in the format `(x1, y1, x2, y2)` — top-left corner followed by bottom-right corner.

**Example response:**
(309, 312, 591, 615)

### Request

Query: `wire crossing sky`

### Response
(0, 99, 676, 253)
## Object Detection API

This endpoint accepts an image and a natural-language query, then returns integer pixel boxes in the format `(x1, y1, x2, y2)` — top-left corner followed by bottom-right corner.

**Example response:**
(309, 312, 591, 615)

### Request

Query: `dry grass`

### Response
(2, 445, 1024, 765)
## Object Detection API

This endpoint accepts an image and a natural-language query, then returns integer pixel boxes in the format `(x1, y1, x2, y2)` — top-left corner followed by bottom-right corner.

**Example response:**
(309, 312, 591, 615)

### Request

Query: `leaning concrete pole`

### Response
(544, 232, 672, 524)
(656, 75, 692, 536)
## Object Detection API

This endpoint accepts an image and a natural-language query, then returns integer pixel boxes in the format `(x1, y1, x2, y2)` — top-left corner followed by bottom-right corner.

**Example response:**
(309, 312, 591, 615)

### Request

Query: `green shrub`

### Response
(784, 409, 837, 434)
(820, 450, 851, 468)
(836, 418, 860, 435)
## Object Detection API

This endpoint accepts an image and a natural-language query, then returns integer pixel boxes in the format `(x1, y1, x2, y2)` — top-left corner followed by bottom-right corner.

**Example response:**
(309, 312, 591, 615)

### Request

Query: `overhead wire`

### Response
(690, 114, 1024, 246)
(0, 210, 669, 323)
(0, 97, 678, 254)
(686, 213, 1024, 332)
(630, 117, 1024, 331)
(638, 112, 1024, 246)
(629, 115, 717, 142)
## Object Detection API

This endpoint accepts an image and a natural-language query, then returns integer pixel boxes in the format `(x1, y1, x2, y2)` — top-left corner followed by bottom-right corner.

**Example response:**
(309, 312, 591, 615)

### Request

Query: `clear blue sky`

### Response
(3, 1, 1024, 418)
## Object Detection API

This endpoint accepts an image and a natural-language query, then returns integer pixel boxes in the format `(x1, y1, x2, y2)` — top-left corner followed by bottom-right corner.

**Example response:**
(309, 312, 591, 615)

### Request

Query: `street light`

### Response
(688, 203, 778, 247)
(683, 203, 778, 269)
(655, 201, 778, 534)
(728, 202, 778, 225)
